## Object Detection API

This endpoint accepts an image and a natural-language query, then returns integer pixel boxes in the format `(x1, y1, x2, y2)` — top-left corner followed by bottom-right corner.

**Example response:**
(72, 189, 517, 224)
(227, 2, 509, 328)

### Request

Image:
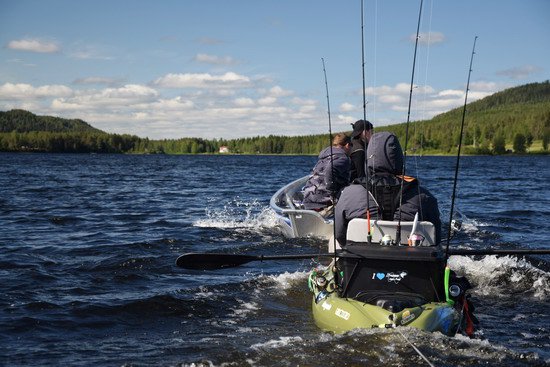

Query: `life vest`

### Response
(366, 173, 416, 220)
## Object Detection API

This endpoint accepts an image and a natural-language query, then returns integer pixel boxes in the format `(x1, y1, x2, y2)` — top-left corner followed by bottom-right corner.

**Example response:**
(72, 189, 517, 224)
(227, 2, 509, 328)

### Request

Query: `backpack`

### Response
(366, 173, 402, 220)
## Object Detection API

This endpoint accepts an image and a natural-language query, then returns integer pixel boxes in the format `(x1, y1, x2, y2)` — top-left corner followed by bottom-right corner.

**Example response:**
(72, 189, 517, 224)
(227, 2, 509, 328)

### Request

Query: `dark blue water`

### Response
(1, 153, 549, 366)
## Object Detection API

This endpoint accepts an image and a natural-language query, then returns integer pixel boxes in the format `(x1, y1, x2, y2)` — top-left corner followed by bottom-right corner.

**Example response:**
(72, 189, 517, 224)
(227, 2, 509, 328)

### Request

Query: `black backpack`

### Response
(367, 173, 402, 220)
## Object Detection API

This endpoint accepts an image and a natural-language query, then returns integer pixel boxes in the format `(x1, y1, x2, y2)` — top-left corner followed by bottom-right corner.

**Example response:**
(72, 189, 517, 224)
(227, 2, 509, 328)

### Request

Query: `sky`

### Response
(1, 0, 549, 140)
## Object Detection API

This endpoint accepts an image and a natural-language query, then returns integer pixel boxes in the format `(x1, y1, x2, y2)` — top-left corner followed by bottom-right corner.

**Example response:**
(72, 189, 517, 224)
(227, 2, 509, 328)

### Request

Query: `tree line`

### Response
(1, 81, 549, 155)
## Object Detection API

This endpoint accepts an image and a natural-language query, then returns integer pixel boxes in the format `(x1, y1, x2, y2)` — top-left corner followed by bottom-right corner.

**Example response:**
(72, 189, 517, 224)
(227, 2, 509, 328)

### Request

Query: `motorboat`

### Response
(269, 175, 333, 239)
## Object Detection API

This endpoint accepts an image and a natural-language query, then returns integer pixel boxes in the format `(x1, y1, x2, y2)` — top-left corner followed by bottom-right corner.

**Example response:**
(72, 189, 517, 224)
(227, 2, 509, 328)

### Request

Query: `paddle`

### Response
(175, 252, 333, 270)
(176, 248, 550, 270)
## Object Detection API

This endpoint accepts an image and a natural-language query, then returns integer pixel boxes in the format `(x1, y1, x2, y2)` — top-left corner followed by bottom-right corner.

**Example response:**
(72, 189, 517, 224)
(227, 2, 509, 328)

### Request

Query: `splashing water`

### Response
(448, 255, 549, 299)
(193, 198, 279, 230)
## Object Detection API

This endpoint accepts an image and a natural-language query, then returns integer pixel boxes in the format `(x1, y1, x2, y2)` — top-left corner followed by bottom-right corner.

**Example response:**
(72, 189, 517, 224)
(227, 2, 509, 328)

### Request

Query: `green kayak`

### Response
(308, 243, 476, 336)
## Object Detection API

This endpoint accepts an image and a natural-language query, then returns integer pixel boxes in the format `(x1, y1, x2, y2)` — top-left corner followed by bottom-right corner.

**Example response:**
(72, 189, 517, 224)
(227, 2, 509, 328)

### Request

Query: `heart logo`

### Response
(376, 273, 385, 280)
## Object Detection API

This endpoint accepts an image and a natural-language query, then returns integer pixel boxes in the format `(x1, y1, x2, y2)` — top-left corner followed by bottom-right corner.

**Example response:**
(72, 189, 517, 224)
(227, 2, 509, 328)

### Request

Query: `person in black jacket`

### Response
(334, 131, 441, 245)
(302, 133, 351, 211)
(349, 119, 373, 181)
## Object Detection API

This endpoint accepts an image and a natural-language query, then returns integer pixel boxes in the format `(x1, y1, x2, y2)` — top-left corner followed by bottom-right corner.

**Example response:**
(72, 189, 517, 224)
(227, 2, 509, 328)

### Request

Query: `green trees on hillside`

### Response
(0, 109, 102, 133)
(386, 100, 549, 155)
(0, 131, 140, 153)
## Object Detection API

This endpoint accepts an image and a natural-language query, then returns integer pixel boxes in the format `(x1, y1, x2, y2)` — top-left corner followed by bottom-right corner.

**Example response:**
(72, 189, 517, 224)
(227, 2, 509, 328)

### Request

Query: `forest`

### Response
(1, 81, 549, 155)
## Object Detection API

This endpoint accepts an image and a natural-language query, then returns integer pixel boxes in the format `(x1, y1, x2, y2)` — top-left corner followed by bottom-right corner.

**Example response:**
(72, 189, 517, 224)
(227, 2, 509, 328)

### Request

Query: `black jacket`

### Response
(349, 138, 367, 181)
(334, 131, 441, 245)
(334, 178, 441, 245)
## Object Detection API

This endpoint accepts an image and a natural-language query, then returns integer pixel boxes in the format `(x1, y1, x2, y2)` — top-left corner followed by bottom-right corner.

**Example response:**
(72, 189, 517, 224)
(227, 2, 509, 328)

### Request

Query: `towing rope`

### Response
(395, 327, 436, 367)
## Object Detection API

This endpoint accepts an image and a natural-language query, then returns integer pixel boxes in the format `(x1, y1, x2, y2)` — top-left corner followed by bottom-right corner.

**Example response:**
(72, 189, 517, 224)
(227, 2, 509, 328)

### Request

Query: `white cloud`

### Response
(266, 85, 293, 97)
(258, 96, 277, 105)
(234, 97, 255, 107)
(51, 84, 158, 110)
(73, 77, 124, 86)
(153, 72, 251, 88)
(0, 72, 327, 138)
(339, 102, 355, 112)
(7, 38, 60, 53)
(299, 105, 316, 114)
(194, 53, 237, 65)
(291, 97, 316, 106)
(411, 32, 446, 46)
(69, 49, 114, 60)
(496, 65, 542, 80)
(379, 94, 403, 104)
(2, 69, 514, 140)
(0, 83, 72, 99)
(148, 97, 195, 110)
(437, 89, 464, 98)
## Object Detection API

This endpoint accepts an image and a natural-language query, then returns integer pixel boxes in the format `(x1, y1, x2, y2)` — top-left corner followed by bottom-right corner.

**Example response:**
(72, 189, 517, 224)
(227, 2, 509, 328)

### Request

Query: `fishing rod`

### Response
(321, 58, 338, 260)
(396, 0, 423, 245)
(445, 36, 478, 258)
(361, 0, 373, 245)
(176, 248, 550, 270)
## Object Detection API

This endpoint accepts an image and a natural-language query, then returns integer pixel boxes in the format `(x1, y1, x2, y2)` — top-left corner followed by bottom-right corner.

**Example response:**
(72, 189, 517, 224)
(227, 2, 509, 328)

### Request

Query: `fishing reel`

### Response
(380, 234, 395, 246)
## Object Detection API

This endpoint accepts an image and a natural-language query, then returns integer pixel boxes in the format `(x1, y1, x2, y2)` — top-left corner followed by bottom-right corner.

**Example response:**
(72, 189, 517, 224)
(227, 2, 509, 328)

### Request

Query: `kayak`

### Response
(308, 219, 476, 336)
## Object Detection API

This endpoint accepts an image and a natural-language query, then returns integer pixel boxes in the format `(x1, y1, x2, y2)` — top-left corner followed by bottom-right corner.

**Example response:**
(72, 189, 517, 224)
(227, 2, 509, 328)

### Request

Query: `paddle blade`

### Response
(175, 253, 258, 270)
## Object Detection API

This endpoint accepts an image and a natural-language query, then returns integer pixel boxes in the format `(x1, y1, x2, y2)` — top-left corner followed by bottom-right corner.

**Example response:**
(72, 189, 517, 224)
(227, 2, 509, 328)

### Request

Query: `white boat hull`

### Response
(270, 175, 333, 239)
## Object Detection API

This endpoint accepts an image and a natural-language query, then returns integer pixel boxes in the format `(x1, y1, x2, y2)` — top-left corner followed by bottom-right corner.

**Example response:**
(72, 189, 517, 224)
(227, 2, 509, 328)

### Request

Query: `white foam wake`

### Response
(448, 254, 549, 299)
(193, 198, 279, 230)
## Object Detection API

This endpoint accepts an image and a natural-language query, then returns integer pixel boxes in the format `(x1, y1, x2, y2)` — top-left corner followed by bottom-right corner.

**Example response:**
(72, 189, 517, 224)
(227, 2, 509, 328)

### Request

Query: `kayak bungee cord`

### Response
(396, 0, 424, 245)
(445, 36, 478, 259)
(321, 58, 338, 263)
(360, 0, 372, 244)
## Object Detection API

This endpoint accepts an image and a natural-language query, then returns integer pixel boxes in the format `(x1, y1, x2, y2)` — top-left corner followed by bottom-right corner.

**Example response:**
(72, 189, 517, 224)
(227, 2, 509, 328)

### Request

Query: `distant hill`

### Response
(433, 80, 550, 118)
(0, 109, 105, 134)
(380, 80, 550, 154)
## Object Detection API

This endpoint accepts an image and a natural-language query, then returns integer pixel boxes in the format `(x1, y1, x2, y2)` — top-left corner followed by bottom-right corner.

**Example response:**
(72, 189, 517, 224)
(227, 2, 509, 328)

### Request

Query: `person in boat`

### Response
(349, 119, 373, 182)
(334, 131, 442, 245)
(302, 133, 352, 212)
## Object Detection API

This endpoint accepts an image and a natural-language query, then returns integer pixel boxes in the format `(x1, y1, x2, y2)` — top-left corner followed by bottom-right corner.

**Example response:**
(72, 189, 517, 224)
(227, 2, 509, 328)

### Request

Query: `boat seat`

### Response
(346, 218, 436, 246)
(349, 291, 426, 312)
(372, 293, 426, 313)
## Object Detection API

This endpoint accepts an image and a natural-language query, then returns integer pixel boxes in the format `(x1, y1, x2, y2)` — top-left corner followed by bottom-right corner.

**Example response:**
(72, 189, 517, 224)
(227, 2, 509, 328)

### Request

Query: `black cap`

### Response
(351, 119, 373, 138)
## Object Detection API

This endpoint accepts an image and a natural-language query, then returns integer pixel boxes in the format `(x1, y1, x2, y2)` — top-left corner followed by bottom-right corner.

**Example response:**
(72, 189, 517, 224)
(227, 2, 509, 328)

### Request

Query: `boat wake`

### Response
(193, 198, 279, 231)
(219, 325, 544, 367)
(449, 255, 549, 299)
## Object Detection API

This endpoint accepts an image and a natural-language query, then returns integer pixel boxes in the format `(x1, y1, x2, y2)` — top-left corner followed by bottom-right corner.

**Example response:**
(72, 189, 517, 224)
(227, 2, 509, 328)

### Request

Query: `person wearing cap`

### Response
(349, 119, 373, 181)
(302, 133, 352, 213)
(334, 131, 441, 246)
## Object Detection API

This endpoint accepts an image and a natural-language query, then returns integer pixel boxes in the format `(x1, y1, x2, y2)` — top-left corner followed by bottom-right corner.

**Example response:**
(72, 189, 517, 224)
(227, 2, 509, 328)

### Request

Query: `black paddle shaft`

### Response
(176, 248, 550, 271)
(175, 252, 332, 270)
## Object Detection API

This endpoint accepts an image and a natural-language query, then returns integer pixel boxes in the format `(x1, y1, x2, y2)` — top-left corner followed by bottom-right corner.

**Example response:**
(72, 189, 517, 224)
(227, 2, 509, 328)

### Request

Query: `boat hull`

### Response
(308, 244, 468, 336)
(312, 293, 461, 336)
(270, 175, 333, 239)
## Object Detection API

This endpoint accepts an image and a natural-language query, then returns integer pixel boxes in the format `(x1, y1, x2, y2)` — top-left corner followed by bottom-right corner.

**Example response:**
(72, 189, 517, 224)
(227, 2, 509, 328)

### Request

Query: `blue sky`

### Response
(1, 0, 549, 139)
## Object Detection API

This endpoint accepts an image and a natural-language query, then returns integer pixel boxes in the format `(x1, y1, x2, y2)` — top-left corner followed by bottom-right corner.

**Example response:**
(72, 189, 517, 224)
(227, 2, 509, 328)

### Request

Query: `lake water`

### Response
(0, 153, 549, 366)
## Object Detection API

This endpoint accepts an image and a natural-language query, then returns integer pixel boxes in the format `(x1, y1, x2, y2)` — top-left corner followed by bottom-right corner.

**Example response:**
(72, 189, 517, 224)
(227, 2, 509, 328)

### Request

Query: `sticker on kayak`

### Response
(322, 301, 332, 311)
(372, 271, 408, 283)
(335, 308, 350, 320)
(401, 310, 416, 325)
